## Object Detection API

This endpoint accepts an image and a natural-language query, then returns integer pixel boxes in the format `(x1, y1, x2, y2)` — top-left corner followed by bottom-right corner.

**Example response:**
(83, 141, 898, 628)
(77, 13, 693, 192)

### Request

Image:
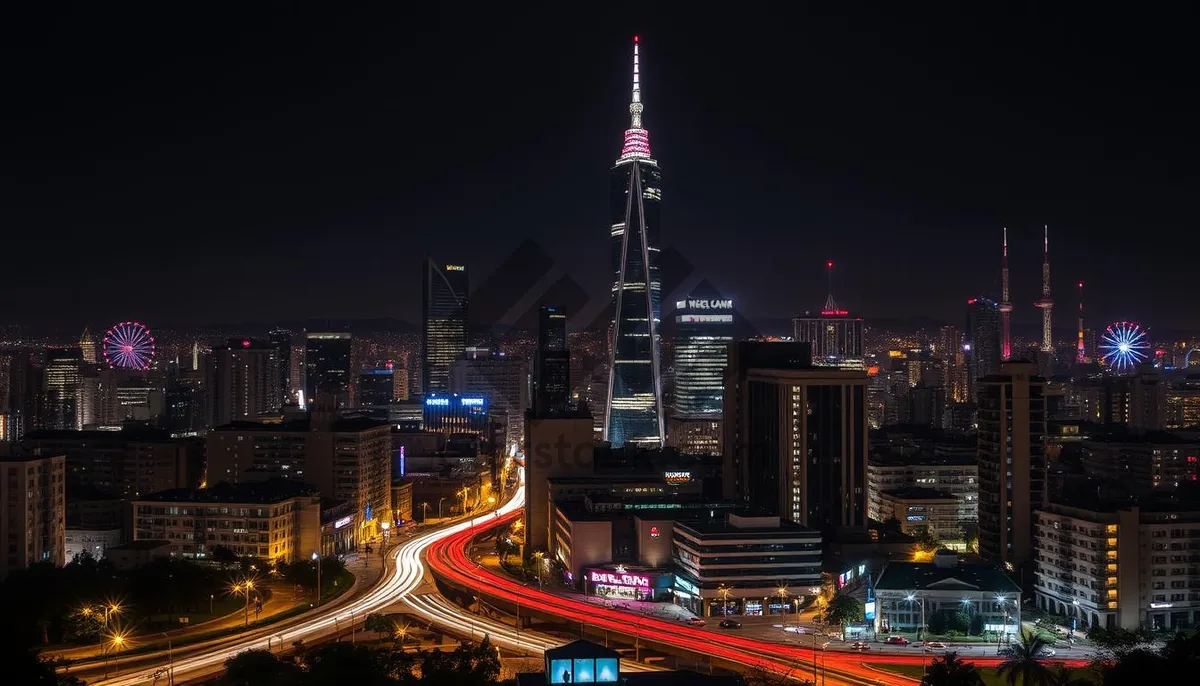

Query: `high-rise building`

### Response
(604, 36, 665, 448)
(672, 294, 734, 417)
(206, 338, 283, 427)
(965, 297, 1001, 402)
(305, 332, 352, 409)
(0, 452, 66, 575)
(450, 350, 529, 448)
(792, 262, 865, 370)
(939, 325, 968, 403)
(535, 306, 571, 416)
(977, 360, 1047, 577)
(359, 367, 396, 407)
(79, 328, 98, 364)
(44, 347, 83, 430)
(723, 342, 869, 535)
(267, 328, 296, 403)
(422, 258, 469, 395)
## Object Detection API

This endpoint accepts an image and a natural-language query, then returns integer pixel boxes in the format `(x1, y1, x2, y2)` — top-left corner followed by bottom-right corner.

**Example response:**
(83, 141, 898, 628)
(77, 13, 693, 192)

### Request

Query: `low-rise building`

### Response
(106, 540, 172, 571)
(878, 487, 962, 541)
(65, 527, 123, 561)
(131, 479, 321, 563)
(391, 479, 413, 524)
(673, 513, 822, 617)
(874, 551, 1021, 638)
(1034, 493, 1200, 630)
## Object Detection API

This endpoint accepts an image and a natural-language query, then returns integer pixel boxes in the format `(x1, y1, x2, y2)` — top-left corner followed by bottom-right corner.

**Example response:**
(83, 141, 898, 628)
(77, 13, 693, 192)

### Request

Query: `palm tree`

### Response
(922, 652, 984, 686)
(997, 629, 1052, 686)
(1045, 665, 1094, 686)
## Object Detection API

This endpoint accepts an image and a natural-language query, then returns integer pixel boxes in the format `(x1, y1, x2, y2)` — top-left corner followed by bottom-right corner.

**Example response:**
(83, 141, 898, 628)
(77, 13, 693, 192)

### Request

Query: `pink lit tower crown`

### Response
(998, 227, 1013, 360)
(1034, 225, 1054, 353)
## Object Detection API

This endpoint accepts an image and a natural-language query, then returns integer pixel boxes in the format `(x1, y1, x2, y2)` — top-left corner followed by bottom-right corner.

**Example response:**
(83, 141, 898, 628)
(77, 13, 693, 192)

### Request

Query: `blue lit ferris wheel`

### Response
(1099, 321, 1150, 373)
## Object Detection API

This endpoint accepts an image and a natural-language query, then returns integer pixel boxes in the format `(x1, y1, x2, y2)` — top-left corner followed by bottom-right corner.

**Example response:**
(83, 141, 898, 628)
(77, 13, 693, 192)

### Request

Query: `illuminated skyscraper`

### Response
(305, 332, 352, 409)
(79, 328, 97, 364)
(672, 292, 734, 417)
(604, 36, 665, 447)
(791, 261, 864, 370)
(44, 347, 83, 430)
(965, 297, 1001, 403)
(422, 258, 468, 394)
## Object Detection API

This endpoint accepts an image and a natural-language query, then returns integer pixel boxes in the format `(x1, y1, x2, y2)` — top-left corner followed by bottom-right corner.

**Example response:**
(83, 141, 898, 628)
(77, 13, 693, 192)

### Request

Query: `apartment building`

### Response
(0, 452, 66, 576)
(867, 452, 977, 526)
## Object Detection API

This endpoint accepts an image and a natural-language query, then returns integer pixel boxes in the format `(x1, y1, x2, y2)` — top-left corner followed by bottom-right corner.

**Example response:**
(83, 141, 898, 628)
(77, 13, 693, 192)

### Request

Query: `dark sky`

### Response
(4, 4, 1196, 333)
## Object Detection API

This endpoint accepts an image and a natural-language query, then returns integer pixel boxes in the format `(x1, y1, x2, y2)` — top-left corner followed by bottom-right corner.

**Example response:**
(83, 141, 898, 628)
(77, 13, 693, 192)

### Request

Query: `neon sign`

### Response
(445, 264, 465, 271)
(589, 569, 650, 588)
(687, 299, 733, 310)
(664, 471, 691, 483)
(460, 397, 484, 406)
(334, 516, 353, 529)
(821, 309, 850, 316)
(425, 398, 449, 406)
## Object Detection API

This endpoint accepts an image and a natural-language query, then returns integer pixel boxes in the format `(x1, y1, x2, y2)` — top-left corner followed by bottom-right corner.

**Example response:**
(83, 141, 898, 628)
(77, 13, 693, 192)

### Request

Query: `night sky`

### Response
(5, 5, 1196, 333)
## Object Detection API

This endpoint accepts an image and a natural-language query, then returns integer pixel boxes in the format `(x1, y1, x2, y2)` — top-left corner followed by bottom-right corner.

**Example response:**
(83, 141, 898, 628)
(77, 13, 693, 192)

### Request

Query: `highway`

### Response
(91, 485, 529, 685)
(425, 507, 1091, 686)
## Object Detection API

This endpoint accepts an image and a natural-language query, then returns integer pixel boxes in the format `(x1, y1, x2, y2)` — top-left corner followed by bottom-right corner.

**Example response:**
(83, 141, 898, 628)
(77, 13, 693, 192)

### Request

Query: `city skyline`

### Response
(5, 6, 1196, 332)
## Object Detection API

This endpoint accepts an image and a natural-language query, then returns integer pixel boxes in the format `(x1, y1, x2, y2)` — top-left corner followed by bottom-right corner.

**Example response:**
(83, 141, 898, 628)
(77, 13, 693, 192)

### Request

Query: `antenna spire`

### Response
(618, 36, 652, 161)
(1077, 280, 1085, 363)
(1035, 224, 1054, 353)
(823, 260, 841, 313)
(998, 227, 1013, 360)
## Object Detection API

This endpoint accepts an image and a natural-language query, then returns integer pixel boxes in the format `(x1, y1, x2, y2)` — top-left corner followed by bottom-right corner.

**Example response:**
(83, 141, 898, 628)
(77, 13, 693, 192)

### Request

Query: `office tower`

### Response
(267, 328, 296, 402)
(604, 36, 665, 447)
(939, 325, 967, 403)
(422, 258, 469, 394)
(359, 367, 396, 407)
(791, 261, 865, 370)
(965, 297, 1001, 402)
(672, 293, 734, 416)
(1035, 225, 1054, 354)
(450, 350, 529, 448)
(998, 228, 1013, 360)
(723, 342, 869, 535)
(535, 306, 571, 415)
(206, 338, 284, 427)
(79, 328, 98, 364)
(0, 452, 66, 574)
(44, 347, 83, 430)
(2, 350, 41, 435)
(977, 360, 1046, 576)
(305, 332, 352, 409)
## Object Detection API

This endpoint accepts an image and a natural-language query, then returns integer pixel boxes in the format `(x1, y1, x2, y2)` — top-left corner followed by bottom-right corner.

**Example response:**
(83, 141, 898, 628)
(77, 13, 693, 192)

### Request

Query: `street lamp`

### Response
(904, 593, 926, 640)
(995, 595, 1012, 653)
(233, 580, 256, 628)
(312, 552, 322, 606)
(159, 631, 175, 686)
(776, 585, 791, 617)
(718, 584, 732, 617)
(420, 501, 429, 522)
(105, 632, 127, 678)
(438, 497, 447, 520)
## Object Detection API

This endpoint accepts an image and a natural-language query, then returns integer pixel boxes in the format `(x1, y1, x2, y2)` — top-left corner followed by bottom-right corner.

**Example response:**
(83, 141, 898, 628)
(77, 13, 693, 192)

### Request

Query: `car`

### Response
(851, 641, 871, 651)
(924, 641, 947, 651)
(719, 619, 742, 629)
(885, 636, 910, 645)
(687, 617, 707, 626)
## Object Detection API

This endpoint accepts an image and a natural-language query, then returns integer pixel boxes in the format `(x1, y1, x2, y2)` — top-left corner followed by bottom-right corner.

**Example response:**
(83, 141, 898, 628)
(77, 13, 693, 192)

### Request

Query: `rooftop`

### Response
(875, 561, 1021, 594)
(136, 478, 319, 504)
(213, 415, 389, 433)
(23, 427, 174, 442)
(880, 487, 959, 501)
(107, 539, 172, 552)
(868, 452, 977, 468)
(675, 514, 819, 538)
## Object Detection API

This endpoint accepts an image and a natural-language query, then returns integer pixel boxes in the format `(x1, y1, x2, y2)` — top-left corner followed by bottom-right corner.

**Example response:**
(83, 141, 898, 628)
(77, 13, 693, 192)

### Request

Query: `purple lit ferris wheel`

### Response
(102, 321, 156, 370)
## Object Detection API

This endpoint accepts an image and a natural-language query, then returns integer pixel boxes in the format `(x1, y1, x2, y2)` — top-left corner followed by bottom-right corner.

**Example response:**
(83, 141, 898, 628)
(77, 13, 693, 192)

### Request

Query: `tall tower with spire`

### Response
(1035, 225, 1054, 353)
(998, 228, 1013, 360)
(604, 36, 665, 447)
(1076, 281, 1085, 364)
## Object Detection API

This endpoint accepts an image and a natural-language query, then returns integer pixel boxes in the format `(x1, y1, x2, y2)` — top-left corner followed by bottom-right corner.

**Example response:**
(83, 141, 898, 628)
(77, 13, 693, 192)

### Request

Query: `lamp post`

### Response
(718, 584, 732, 617)
(438, 497, 446, 520)
(905, 593, 926, 640)
(159, 632, 174, 686)
(313, 552, 322, 606)
(420, 501, 429, 523)
(996, 595, 1011, 653)
(234, 580, 255, 628)
(776, 585, 791, 618)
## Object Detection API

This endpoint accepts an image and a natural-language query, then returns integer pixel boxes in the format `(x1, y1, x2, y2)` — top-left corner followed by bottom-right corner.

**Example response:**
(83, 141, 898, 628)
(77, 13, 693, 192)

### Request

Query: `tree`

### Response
(822, 594, 862, 638)
(0, 644, 84, 686)
(417, 638, 501, 686)
(304, 642, 394, 686)
(222, 649, 302, 686)
(1045, 666, 1095, 686)
(997, 630, 1052, 686)
(922, 652, 984, 686)
(913, 525, 941, 552)
(1087, 626, 1155, 657)
(928, 610, 948, 636)
(969, 612, 985, 636)
(364, 612, 396, 636)
(212, 545, 239, 567)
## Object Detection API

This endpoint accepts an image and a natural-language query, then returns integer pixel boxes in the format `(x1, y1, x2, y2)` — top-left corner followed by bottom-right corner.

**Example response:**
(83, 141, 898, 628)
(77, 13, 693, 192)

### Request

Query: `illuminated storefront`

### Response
(584, 566, 671, 602)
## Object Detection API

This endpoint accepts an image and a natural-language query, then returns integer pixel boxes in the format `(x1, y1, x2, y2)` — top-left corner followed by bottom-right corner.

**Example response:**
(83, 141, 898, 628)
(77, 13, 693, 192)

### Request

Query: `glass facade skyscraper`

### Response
(305, 332, 351, 408)
(422, 258, 468, 394)
(604, 37, 665, 447)
(672, 295, 733, 417)
(965, 297, 1001, 403)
